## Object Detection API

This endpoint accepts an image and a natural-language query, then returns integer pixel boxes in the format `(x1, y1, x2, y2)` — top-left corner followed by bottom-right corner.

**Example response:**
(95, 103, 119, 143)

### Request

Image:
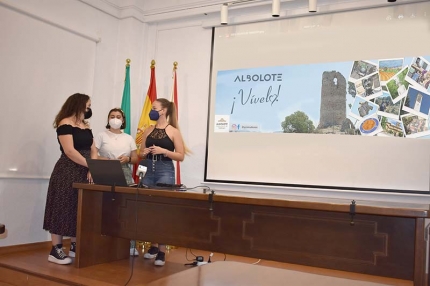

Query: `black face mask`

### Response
(84, 108, 92, 119)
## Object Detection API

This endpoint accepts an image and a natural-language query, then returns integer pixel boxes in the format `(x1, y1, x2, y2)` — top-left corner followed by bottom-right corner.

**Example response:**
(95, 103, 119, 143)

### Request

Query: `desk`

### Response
(146, 261, 391, 286)
(73, 183, 429, 285)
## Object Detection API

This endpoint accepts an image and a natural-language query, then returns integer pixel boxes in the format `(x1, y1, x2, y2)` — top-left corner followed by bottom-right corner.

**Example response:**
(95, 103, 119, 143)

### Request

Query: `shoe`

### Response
(143, 246, 159, 259)
(130, 247, 139, 256)
(154, 251, 165, 266)
(69, 242, 76, 258)
(48, 244, 72, 265)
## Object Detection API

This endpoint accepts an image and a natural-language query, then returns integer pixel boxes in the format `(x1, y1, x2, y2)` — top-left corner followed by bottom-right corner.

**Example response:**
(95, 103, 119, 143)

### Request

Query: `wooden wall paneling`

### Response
(414, 218, 426, 286)
(99, 192, 416, 280)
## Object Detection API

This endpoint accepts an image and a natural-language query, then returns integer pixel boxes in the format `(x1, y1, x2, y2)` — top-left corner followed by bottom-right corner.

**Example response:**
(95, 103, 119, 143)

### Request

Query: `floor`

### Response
(0, 244, 413, 286)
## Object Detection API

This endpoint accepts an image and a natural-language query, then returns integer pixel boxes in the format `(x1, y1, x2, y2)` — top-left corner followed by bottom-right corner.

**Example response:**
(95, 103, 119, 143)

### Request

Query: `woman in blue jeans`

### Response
(139, 98, 187, 266)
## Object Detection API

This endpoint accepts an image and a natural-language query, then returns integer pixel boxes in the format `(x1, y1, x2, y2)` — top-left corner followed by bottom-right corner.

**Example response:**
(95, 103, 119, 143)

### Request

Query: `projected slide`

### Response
(214, 56, 430, 138)
(206, 2, 430, 192)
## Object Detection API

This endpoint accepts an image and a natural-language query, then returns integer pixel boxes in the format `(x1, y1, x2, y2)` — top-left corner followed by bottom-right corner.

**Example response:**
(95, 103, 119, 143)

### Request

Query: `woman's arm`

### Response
(59, 135, 88, 167)
(149, 128, 185, 162)
(94, 132, 106, 159)
(90, 140, 98, 159)
(87, 140, 98, 183)
(139, 126, 154, 158)
(118, 136, 139, 164)
(168, 129, 185, 161)
(118, 149, 138, 164)
(128, 150, 138, 164)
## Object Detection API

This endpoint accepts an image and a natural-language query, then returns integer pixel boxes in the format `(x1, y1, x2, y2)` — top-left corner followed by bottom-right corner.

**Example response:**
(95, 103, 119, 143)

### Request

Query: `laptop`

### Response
(86, 159, 135, 187)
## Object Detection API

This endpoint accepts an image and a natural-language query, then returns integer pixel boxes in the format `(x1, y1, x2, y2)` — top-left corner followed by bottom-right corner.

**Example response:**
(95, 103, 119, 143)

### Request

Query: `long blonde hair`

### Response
(156, 98, 190, 154)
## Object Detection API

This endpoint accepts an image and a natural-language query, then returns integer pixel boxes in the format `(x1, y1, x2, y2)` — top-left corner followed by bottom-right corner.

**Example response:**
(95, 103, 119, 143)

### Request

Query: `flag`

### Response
(171, 61, 181, 184)
(133, 60, 157, 182)
(121, 59, 131, 135)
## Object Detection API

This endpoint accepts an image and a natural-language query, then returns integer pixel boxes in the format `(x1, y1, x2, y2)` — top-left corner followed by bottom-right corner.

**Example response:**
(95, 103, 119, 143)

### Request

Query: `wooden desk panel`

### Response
(101, 193, 219, 246)
(76, 188, 130, 268)
(73, 183, 429, 285)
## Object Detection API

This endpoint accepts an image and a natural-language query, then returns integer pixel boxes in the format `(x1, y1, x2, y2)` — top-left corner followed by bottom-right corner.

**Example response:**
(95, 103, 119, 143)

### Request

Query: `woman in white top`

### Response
(95, 108, 138, 185)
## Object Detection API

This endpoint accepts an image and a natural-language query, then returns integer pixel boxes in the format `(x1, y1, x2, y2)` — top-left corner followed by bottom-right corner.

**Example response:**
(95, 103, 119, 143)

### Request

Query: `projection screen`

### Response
(205, 2, 430, 193)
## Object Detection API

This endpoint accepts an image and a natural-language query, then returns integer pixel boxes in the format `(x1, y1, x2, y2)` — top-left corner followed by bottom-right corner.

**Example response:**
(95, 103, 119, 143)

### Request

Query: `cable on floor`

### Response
(124, 185, 140, 286)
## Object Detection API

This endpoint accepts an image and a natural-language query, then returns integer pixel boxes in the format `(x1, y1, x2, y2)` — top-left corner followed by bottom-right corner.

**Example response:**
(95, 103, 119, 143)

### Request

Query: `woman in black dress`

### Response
(43, 93, 98, 265)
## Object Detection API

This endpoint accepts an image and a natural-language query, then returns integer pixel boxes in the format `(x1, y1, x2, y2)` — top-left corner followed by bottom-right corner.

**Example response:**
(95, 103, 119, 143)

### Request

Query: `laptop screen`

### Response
(86, 159, 130, 187)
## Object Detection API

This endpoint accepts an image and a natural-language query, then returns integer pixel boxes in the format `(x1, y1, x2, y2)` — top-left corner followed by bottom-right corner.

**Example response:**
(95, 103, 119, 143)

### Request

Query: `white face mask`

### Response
(109, 118, 123, 130)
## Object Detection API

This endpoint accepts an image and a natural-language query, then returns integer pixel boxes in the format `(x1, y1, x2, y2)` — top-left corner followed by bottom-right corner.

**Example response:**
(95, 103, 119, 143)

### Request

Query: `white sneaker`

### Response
(69, 242, 76, 258)
(143, 246, 159, 259)
(48, 245, 72, 265)
(154, 251, 165, 266)
(130, 247, 139, 256)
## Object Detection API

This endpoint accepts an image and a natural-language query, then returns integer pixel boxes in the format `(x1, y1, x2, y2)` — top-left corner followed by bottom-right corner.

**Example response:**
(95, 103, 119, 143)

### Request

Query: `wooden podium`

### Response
(73, 183, 429, 285)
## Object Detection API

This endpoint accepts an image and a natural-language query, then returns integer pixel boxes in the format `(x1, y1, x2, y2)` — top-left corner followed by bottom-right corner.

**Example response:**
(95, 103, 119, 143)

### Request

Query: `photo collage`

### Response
(347, 57, 430, 138)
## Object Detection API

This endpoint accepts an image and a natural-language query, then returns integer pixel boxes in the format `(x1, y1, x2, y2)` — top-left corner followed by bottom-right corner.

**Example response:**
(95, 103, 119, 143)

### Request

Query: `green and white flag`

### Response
(121, 59, 131, 135)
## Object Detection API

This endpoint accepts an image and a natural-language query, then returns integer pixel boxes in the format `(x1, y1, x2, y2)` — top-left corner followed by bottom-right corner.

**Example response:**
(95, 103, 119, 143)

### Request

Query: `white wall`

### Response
(1, 0, 429, 247)
(0, 0, 147, 246)
(152, 21, 212, 186)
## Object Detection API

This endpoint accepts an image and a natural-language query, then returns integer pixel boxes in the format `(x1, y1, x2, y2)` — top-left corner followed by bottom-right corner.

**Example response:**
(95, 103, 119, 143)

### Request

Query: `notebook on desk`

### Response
(86, 159, 136, 187)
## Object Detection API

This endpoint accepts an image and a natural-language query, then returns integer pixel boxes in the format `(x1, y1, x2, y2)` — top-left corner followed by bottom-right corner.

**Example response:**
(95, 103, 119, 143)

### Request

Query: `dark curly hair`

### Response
(54, 93, 90, 128)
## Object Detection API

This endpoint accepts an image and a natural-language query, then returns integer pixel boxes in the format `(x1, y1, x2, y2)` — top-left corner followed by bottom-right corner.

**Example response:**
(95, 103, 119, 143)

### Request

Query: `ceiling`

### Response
(80, 0, 420, 23)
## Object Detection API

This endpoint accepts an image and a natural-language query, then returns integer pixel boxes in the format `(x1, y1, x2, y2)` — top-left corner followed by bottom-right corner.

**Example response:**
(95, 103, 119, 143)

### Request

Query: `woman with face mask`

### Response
(95, 108, 139, 257)
(95, 108, 138, 186)
(43, 93, 98, 265)
(139, 98, 187, 266)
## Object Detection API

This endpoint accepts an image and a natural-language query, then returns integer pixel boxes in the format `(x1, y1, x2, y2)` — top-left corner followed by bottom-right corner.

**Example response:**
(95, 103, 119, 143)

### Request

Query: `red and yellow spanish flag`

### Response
(133, 60, 157, 182)
(171, 61, 181, 184)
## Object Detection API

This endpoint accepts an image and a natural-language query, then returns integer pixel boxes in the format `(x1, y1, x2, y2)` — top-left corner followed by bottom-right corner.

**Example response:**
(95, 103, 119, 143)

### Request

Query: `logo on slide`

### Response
(214, 115, 230, 132)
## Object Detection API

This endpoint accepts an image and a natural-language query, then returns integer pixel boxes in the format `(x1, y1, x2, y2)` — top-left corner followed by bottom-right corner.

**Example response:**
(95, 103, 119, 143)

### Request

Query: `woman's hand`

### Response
(87, 171, 93, 184)
(140, 147, 151, 157)
(149, 145, 166, 155)
(118, 155, 130, 164)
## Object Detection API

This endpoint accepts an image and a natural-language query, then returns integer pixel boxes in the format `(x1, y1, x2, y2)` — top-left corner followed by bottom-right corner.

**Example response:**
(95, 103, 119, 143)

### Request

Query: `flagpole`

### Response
(133, 60, 157, 183)
(171, 61, 181, 185)
(166, 61, 180, 251)
(125, 59, 130, 81)
(121, 59, 131, 135)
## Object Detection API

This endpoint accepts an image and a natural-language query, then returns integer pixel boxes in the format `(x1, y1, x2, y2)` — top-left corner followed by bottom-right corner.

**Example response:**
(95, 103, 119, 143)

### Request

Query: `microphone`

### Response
(135, 164, 148, 188)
